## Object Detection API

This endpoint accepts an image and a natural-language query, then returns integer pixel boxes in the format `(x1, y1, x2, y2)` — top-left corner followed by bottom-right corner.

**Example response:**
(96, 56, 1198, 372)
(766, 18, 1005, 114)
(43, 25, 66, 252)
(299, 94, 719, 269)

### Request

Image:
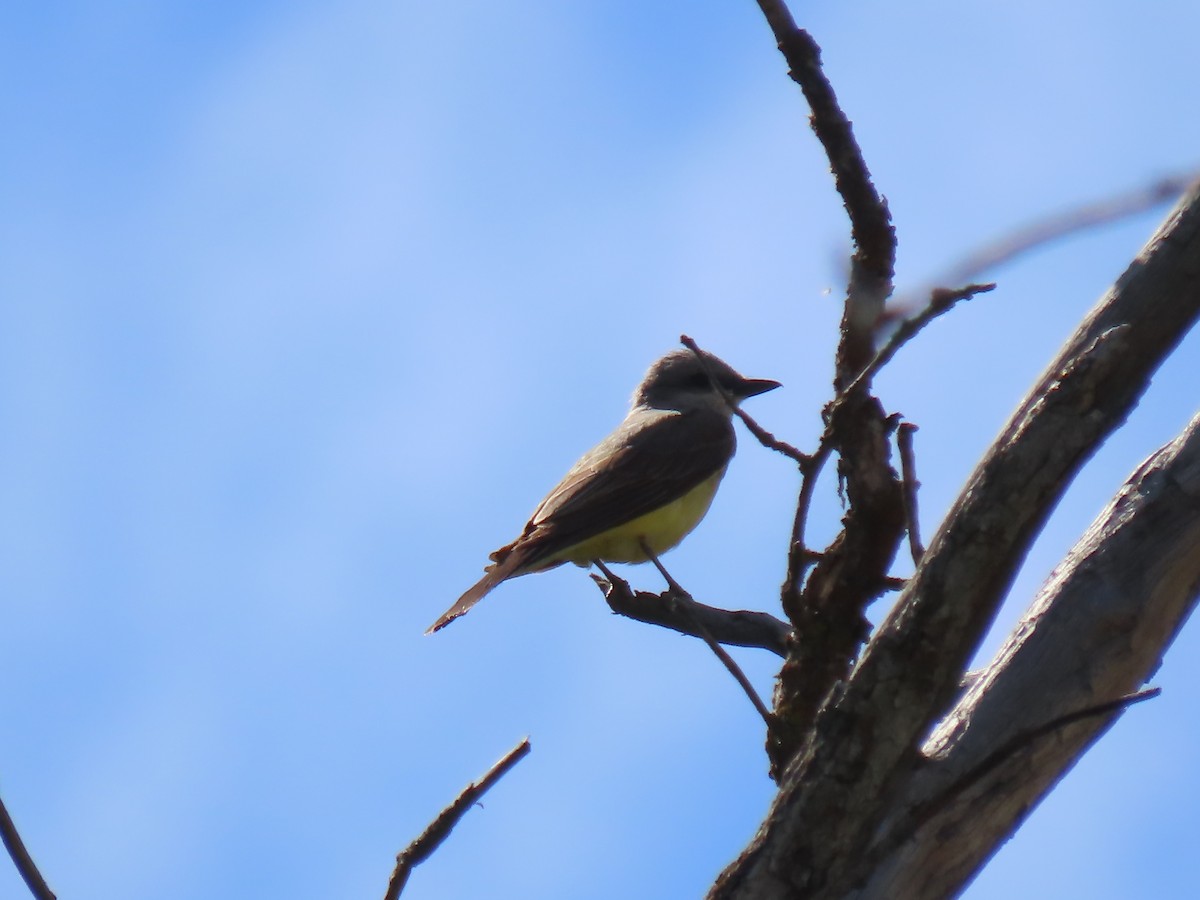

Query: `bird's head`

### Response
(632, 349, 780, 413)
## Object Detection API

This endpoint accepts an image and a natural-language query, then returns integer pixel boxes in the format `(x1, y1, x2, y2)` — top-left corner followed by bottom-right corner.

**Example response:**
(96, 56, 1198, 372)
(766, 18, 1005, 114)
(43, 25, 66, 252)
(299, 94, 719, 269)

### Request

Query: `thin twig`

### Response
(941, 174, 1196, 286)
(679, 335, 807, 465)
(878, 175, 1197, 329)
(896, 422, 925, 565)
(947, 687, 1160, 804)
(0, 790, 55, 900)
(841, 178, 1189, 397)
(682, 615, 774, 728)
(782, 440, 833, 602)
(783, 281, 993, 598)
(869, 688, 1161, 866)
(841, 282, 996, 401)
(600, 556, 774, 728)
(384, 738, 532, 900)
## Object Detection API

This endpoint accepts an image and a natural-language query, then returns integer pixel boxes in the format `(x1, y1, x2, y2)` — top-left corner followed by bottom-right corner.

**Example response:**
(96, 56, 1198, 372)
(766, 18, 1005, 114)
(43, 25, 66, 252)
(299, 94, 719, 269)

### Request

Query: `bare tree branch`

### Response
(758, 7, 908, 779)
(782, 441, 833, 595)
(777, 279, 988, 606)
(885, 174, 1197, 323)
(595, 573, 793, 658)
(753, 1, 895, 359)
(384, 738, 531, 900)
(941, 173, 1198, 286)
(864, 687, 1161, 876)
(712, 178, 1200, 899)
(838, 282, 996, 402)
(0, 791, 55, 900)
(856, 412, 1200, 898)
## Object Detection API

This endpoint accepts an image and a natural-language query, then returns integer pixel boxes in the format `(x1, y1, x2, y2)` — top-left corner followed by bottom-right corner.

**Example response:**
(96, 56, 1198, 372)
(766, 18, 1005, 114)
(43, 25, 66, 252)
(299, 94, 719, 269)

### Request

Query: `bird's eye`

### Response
(687, 372, 712, 389)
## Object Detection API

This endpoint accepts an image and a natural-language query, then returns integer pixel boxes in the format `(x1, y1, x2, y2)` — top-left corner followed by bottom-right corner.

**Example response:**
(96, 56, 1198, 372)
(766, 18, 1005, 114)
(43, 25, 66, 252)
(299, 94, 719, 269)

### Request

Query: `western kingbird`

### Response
(427, 348, 779, 633)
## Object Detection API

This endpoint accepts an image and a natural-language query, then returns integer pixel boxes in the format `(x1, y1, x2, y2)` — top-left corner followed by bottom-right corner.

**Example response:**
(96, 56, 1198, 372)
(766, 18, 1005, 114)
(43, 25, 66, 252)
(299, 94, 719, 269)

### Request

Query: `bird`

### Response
(426, 348, 780, 633)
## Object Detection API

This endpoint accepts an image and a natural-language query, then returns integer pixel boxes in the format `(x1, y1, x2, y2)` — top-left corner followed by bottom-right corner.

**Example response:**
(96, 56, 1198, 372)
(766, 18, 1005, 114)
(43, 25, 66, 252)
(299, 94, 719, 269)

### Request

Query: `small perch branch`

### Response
(384, 738, 532, 900)
(593, 572, 792, 657)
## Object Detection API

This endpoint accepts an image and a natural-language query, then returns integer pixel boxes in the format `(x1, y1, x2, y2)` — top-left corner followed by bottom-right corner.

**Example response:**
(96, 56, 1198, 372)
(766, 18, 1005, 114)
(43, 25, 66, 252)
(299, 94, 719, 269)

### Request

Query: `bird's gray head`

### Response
(632, 349, 780, 412)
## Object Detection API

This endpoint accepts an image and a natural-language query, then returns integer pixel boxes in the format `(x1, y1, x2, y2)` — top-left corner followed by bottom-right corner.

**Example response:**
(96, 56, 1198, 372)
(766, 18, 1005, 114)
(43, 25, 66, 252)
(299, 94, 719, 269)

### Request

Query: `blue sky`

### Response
(1, 2, 1199, 898)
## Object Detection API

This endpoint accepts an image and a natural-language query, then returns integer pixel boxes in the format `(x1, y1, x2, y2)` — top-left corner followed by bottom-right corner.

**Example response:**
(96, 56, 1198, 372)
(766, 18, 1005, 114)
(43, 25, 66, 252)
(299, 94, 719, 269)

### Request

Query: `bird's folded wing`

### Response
(519, 407, 735, 561)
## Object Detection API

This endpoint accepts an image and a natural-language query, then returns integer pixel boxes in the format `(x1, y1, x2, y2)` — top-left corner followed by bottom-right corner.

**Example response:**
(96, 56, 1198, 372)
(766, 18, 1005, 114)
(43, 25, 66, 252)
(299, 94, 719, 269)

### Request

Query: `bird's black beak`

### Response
(736, 377, 782, 399)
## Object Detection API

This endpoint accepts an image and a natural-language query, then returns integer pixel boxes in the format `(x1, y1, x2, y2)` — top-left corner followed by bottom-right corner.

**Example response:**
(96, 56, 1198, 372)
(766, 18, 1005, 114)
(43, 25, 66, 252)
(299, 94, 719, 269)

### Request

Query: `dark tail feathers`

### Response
(425, 550, 528, 634)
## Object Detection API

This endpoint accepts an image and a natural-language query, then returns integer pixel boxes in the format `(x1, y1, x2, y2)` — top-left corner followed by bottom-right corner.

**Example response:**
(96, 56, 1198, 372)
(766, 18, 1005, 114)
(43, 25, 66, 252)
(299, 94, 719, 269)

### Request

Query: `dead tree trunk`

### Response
(707, 97, 1200, 900)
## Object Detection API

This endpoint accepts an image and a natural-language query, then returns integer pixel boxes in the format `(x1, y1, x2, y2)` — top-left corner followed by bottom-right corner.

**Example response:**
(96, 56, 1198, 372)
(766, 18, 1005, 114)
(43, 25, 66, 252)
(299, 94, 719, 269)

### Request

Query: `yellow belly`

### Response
(548, 468, 726, 566)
